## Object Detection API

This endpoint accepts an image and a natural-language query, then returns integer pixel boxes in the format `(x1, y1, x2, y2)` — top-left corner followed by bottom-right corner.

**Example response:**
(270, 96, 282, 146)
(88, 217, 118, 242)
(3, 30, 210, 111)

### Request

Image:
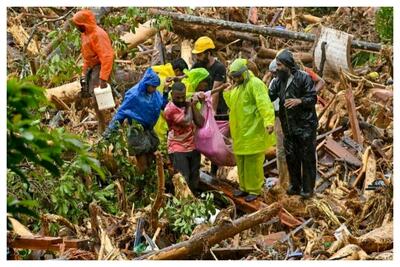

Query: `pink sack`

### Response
(195, 91, 236, 166)
(216, 120, 230, 138)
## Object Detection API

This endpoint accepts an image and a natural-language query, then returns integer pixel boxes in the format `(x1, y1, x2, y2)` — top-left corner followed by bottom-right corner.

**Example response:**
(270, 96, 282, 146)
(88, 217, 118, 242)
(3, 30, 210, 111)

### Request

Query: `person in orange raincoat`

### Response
(72, 9, 114, 133)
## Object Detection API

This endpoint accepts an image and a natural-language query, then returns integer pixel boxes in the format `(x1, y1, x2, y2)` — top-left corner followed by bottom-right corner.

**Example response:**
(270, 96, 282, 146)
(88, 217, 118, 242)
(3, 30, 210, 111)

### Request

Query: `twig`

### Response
(280, 218, 313, 243)
(21, 12, 58, 19)
(209, 248, 219, 261)
(218, 39, 241, 52)
(152, 227, 161, 243)
(23, 7, 76, 54)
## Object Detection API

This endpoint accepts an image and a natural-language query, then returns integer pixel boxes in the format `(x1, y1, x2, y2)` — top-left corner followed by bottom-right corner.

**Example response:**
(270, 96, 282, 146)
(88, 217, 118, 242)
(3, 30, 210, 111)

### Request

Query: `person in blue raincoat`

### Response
(104, 67, 168, 172)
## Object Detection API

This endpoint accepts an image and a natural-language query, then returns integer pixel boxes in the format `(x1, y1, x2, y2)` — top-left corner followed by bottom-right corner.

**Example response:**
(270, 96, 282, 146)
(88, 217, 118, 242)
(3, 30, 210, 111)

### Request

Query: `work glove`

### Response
(79, 76, 91, 98)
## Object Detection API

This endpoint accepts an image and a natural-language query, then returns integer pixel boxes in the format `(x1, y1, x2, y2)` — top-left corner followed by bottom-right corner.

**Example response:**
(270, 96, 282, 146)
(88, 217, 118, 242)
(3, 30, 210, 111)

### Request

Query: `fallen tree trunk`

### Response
(46, 69, 142, 105)
(45, 80, 81, 104)
(256, 47, 313, 63)
(149, 8, 383, 52)
(135, 202, 281, 260)
(172, 21, 260, 46)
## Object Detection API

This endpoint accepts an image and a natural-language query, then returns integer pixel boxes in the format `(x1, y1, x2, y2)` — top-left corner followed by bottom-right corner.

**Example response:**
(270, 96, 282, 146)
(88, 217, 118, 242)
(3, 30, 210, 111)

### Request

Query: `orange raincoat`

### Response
(72, 10, 114, 81)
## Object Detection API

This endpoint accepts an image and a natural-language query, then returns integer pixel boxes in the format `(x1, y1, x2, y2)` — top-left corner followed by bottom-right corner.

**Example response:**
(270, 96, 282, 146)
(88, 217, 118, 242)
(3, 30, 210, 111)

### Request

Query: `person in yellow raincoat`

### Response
(224, 58, 275, 202)
(152, 59, 189, 148)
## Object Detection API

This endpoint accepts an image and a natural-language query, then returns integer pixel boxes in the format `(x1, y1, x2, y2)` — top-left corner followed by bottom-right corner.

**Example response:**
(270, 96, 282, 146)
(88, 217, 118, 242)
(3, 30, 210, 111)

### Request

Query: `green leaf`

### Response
(21, 131, 34, 141)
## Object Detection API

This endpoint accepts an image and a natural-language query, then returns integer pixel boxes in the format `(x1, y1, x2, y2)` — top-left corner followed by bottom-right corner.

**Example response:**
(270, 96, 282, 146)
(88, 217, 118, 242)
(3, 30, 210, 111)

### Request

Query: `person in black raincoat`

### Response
(268, 49, 317, 199)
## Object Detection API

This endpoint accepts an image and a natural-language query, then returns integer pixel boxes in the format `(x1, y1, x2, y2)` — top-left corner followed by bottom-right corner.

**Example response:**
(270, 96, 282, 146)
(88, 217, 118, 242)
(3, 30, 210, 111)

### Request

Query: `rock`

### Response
(357, 221, 393, 253)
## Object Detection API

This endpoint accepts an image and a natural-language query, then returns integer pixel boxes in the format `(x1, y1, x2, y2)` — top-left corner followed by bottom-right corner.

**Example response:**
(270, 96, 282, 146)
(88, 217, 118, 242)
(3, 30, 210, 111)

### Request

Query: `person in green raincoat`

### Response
(224, 58, 275, 202)
(181, 67, 211, 99)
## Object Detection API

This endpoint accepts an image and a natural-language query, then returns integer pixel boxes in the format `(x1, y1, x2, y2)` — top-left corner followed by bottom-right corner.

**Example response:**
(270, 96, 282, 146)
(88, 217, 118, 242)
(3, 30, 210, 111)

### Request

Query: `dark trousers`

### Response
(172, 150, 201, 192)
(284, 132, 317, 194)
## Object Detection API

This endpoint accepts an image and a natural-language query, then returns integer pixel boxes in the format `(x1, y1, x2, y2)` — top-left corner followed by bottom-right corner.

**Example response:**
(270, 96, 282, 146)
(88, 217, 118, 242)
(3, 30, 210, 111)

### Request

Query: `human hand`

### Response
(100, 79, 108, 89)
(284, 98, 302, 109)
(191, 94, 199, 104)
(164, 79, 172, 90)
(221, 82, 232, 91)
(196, 91, 205, 101)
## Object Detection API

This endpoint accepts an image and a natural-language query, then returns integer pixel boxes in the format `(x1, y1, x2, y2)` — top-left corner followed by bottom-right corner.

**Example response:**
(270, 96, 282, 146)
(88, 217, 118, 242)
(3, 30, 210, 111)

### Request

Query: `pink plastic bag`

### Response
(195, 91, 236, 166)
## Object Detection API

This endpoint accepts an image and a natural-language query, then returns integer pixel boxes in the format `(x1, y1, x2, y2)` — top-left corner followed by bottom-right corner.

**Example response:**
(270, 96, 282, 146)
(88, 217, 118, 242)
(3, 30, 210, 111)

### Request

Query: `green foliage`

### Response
(7, 80, 105, 227)
(160, 193, 216, 236)
(351, 51, 377, 67)
(102, 7, 143, 32)
(34, 28, 81, 87)
(7, 80, 104, 186)
(375, 7, 393, 44)
(152, 15, 173, 31)
(7, 197, 38, 230)
(96, 123, 157, 208)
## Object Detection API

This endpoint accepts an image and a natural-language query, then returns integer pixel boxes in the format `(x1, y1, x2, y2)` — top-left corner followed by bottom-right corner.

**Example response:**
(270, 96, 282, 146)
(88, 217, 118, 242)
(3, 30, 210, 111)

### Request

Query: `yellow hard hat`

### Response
(192, 36, 215, 54)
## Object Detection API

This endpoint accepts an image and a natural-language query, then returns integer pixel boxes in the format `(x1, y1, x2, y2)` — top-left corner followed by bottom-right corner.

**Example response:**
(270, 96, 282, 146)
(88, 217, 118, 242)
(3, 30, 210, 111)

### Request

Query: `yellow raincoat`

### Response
(152, 63, 176, 148)
(224, 58, 275, 195)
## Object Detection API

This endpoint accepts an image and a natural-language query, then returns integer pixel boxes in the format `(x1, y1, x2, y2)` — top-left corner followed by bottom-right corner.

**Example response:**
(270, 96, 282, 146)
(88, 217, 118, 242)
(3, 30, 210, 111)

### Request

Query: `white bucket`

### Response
(94, 84, 115, 110)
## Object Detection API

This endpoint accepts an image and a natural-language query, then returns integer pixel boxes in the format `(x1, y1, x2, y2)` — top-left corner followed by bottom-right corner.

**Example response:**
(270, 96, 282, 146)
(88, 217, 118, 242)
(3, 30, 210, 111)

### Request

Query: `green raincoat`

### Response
(182, 68, 210, 98)
(224, 58, 276, 195)
(224, 59, 276, 155)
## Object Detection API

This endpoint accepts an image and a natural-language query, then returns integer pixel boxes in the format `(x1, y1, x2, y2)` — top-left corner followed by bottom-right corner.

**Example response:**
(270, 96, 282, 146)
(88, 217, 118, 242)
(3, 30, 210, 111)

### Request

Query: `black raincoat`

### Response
(268, 49, 317, 195)
(269, 50, 317, 136)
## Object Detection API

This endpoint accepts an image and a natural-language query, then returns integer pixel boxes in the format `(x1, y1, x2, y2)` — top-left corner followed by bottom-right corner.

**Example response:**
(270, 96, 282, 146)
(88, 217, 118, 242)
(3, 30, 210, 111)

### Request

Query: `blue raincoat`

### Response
(108, 68, 167, 130)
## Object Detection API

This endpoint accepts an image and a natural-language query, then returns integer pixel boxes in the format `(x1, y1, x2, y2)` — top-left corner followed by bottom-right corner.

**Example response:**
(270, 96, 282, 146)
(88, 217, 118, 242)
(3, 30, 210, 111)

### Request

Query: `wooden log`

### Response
(291, 7, 298, 32)
(148, 8, 383, 52)
(256, 47, 277, 58)
(199, 172, 267, 213)
(10, 236, 62, 251)
(180, 39, 193, 69)
(172, 21, 259, 45)
(254, 57, 272, 70)
(45, 80, 81, 104)
(256, 47, 313, 64)
(342, 74, 363, 144)
(323, 137, 362, 167)
(351, 146, 371, 188)
(299, 14, 322, 24)
(294, 52, 313, 64)
(362, 151, 376, 199)
(121, 19, 158, 49)
(7, 217, 34, 237)
(135, 202, 281, 260)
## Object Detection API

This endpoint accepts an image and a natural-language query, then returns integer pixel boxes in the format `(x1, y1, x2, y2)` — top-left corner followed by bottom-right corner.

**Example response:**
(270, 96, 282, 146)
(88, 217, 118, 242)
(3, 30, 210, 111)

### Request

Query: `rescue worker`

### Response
(152, 59, 188, 147)
(104, 68, 168, 173)
(172, 58, 189, 77)
(191, 36, 228, 176)
(182, 68, 212, 98)
(224, 59, 275, 202)
(269, 49, 317, 199)
(72, 9, 114, 133)
(164, 82, 204, 193)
